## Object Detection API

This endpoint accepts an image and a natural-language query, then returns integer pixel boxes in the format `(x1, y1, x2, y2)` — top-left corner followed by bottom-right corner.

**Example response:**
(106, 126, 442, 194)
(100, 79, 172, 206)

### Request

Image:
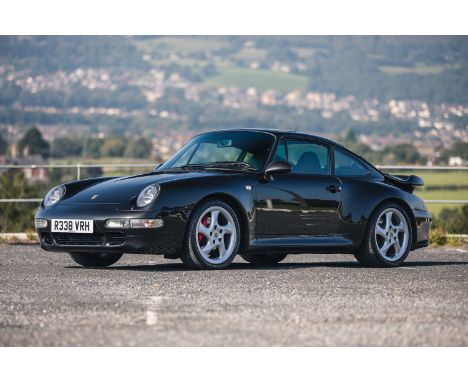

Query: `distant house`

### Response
(0, 155, 49, 183)
(449, 156, 465, 166)
(261, 90, 281, 106)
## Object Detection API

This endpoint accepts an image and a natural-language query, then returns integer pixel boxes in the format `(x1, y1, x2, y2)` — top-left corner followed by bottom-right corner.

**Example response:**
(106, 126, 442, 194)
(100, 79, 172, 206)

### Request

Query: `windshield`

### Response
(158, 131, 276, 171)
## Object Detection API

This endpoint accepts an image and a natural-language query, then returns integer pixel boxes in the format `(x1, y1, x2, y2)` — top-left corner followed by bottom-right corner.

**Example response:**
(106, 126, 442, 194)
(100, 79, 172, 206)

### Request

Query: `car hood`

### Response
(62, 171, 220, 204)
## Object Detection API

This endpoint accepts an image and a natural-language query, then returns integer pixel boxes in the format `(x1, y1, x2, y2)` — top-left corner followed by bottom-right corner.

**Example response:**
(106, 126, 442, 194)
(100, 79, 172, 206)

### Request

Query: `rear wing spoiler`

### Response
(383, 173, 424, 193)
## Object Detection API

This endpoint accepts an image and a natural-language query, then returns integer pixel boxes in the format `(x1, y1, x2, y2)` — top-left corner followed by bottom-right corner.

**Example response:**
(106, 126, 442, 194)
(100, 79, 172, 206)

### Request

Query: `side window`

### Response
(334, 149, 369, 176)
(274, 141, 287, 162)
(287, 140, 330, 175)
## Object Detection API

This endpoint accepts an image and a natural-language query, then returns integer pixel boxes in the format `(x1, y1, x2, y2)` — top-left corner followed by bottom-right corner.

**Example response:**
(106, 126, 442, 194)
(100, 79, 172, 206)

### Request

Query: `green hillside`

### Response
(2, 36, 467, 103)
(205, 68, 309, 92)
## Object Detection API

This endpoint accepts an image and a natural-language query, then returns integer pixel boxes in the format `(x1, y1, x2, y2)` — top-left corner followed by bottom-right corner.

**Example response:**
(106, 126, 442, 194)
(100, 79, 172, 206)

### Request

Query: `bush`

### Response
(100, 137, 126, 157)
(434, 205, 468, 234)
(124, 137, 152, 158)
(0, 170, 40, 232)
(429, 228, 463, 247)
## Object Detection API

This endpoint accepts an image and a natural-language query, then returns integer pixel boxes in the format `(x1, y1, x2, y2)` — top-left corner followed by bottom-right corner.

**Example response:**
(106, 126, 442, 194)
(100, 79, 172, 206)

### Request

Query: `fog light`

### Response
(106, 218, 131, 228)
(35, 219, 48, 228)
(130, 219, 164, 228)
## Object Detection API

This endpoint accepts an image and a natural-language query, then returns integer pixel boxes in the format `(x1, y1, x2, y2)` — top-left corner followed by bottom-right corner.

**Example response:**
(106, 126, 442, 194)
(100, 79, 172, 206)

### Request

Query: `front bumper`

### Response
(413, 209, 432, 249)
(35, 203, 186, 255)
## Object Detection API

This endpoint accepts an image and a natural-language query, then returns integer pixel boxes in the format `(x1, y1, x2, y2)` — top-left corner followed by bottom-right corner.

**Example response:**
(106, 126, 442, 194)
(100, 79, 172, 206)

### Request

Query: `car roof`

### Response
(201, 128, 342, 147)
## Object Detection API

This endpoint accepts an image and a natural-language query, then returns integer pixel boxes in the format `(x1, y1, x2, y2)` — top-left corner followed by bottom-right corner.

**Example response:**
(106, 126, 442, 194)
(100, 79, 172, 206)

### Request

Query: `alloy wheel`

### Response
(374, 208, 410, 261)
(195, 206, 237, 265)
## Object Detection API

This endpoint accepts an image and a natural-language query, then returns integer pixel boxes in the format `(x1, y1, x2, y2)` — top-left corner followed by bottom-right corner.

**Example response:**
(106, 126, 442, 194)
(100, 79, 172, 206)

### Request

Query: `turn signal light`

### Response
(105, 218, 163, 229)
(130, 219, 164, 228)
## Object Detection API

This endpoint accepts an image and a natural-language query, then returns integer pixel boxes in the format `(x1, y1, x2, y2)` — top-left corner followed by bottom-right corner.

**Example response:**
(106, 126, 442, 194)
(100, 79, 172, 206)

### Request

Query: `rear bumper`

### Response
(413, 209, 432, 249)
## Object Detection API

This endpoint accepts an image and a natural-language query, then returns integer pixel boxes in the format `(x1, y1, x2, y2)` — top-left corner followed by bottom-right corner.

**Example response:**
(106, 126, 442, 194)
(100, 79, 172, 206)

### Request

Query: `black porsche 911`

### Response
(35, 129, 432, 269)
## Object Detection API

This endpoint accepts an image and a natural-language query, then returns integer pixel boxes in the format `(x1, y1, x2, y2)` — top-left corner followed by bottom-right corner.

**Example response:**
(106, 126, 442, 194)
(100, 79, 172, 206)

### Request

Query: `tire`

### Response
(69, 252, 122, 267)
(241, 253, 287, 265)
(180, 199, 241, 270)
(354, 202, 412, 267)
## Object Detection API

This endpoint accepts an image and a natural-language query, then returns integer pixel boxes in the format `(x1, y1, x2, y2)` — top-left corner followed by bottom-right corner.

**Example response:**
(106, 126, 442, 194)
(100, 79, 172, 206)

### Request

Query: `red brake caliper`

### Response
(198, 214, 209, 243)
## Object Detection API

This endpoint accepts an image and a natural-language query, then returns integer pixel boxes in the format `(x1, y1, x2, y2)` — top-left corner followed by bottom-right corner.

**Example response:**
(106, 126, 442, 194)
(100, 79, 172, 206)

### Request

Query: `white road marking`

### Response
(454, 248, 467, 253)
(145, 311, 158, 326)
(145, 296, 168, 326)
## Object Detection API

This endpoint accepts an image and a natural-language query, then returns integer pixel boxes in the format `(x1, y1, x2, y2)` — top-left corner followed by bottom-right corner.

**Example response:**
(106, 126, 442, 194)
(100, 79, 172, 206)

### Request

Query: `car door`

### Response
(332, 147, 373, 226)
(255, 138, 342, 237)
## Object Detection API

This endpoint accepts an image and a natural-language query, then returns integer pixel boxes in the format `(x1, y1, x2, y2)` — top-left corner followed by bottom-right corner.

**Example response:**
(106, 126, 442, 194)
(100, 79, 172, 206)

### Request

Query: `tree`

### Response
(343, 128, 357, 144)
(124, 137, 152, 158)
(450, 142, 468, 160)
(439, 141, 468, 163)
(384, 143, 425, 165)
(86, 139, 104, 159)
(0, 133, 7, 155)
(0, 170, 38, 232)
(100, 137, 126, 157)
(51, 137, 83, 158)
(17, 126, 50, 159)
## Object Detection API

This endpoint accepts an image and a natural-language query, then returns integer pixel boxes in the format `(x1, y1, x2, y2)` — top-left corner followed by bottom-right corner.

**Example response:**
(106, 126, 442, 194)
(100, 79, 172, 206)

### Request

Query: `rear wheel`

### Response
(354, 203, 412, 267)
(241, 253, 287, 265)
(180, 199, 241, 270)
(69, 252, 122, 267)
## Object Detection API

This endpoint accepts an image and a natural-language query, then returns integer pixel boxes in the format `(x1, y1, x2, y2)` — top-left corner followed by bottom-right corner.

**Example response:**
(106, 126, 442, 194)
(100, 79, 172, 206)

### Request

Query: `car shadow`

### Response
(402, 261, 468, 267)
(64, 260, 468, 273)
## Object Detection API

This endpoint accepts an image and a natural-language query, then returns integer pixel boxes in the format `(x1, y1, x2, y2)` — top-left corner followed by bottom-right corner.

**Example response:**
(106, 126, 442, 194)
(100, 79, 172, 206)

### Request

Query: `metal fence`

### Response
(0, 163, 467, 205)
(376, 165, 468, 205)
(0, 162, 155, 180)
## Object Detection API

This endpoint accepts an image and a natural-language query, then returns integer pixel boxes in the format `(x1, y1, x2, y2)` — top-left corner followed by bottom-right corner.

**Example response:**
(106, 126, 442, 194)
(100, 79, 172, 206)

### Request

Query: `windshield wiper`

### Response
(153, 165, 205, 173)
(202, 161, 255, 170)
(156, 162, 256, 173)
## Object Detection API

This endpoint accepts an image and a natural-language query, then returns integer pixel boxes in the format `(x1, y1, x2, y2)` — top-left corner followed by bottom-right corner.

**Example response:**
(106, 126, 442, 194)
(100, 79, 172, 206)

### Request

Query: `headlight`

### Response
(136, 184, 160, 207)
(43, 185, 66, 207)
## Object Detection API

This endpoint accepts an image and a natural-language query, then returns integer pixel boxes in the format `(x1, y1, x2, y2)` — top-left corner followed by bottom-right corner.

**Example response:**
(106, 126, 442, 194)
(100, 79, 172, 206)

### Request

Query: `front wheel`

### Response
(354, 203, 412, 267)
(69, 252, 122, 267)
(241, 253, 287, 265)
(180, 199, 240, 270)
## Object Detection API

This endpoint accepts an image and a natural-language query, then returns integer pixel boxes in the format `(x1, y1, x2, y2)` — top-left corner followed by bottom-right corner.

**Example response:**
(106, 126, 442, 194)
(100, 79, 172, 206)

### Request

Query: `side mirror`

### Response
(265, 161, 291, 176)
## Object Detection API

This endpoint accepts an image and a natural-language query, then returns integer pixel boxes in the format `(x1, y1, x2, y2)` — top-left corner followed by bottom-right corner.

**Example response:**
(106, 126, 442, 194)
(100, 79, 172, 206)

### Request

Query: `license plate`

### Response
(51, 219, 94, 233)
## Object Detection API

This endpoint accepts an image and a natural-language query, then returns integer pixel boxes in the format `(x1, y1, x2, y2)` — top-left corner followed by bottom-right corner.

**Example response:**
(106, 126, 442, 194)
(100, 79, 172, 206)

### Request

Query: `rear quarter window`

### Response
(334, 149, 369, 176)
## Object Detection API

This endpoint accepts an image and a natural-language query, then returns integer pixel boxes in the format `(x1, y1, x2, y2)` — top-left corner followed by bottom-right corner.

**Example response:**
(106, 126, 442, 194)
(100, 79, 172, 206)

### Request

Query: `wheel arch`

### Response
(185, 192, 250, 253)
(370, 197, 418, 249)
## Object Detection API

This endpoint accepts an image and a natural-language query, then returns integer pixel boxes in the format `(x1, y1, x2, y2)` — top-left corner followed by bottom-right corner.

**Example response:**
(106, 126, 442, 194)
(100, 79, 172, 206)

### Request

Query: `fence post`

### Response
(77, 163, 81, 180)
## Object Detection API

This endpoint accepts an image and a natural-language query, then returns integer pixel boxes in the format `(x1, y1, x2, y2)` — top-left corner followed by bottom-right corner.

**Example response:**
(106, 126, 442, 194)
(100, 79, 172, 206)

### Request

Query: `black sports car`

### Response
(35, 129, 432, 269)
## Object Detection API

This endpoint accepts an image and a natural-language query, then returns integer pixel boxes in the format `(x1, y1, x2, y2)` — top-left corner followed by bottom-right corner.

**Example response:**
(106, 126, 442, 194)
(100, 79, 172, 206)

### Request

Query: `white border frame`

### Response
(1, 0, 468, 35)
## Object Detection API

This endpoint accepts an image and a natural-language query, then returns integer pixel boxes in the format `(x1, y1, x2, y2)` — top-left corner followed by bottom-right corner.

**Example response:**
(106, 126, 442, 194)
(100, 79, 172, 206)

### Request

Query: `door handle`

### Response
(326, 185, 342, 193)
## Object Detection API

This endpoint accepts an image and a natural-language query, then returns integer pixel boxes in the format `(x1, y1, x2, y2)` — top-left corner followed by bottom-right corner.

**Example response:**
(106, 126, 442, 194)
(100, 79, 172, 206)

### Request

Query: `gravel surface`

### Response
(0, 245, 467, 346)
